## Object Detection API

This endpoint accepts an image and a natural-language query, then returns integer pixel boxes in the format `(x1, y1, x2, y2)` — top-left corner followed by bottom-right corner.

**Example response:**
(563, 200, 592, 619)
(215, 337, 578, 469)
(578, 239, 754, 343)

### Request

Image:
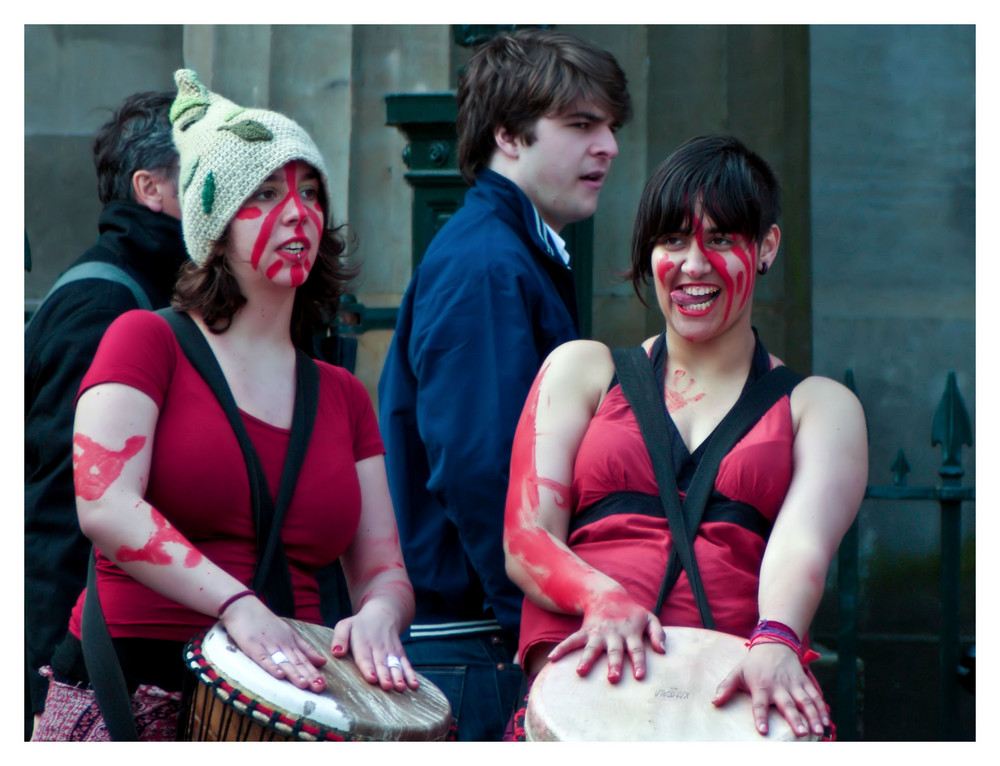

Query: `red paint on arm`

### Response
(505, 363, 600, 614)
(358, 578, 415, 610)
(116, 507, 204, 568)
(73, 434, 146, 501)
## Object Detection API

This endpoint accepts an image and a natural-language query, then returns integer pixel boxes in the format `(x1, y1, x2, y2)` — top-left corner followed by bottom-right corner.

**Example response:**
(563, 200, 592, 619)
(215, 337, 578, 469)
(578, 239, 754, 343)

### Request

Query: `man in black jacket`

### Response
(24, 90, 188, 738)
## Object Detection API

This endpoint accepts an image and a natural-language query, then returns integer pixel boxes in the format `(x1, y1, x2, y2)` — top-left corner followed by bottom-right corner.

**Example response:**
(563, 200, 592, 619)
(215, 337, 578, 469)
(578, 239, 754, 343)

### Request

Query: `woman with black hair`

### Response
(503, 135, 867, 739)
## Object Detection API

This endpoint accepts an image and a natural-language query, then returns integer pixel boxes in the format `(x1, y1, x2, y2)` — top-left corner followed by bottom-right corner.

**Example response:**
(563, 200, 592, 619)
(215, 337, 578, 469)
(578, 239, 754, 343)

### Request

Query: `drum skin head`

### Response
(185, 619, 452, 741)
(525, 626, 816, 742)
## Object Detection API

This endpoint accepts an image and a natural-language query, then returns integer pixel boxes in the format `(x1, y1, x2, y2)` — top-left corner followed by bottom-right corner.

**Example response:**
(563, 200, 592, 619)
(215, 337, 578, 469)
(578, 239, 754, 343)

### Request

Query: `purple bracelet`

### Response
(217, 589, 256, 618)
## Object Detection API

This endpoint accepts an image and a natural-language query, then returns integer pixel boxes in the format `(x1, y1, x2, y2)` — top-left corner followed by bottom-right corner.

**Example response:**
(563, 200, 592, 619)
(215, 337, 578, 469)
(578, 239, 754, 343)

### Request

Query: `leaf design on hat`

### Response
(170, 70, 211, 130)
(218, 119, 274, 142)
(202, 171, 215, 214)
(181, 157, 200, 196)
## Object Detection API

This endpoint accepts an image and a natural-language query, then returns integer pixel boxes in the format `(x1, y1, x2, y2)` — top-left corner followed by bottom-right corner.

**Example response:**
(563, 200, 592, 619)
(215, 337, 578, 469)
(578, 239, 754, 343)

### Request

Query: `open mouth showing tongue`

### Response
(670, 287, 720, 310)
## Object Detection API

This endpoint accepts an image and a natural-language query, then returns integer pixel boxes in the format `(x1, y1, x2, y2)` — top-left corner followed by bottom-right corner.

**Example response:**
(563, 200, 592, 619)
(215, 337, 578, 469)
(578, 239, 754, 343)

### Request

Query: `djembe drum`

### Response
(525, 626, 818, 742)
(182, 619, 452, 741)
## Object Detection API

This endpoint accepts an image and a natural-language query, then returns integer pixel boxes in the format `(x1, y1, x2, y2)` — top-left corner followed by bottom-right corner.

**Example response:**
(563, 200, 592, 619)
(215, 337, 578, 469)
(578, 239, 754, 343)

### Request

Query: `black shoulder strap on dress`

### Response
(610, 345, 804, 630)
(82, 549, 139, 741)
(157, 307, 319, 618)
(611, 345, 715, 629)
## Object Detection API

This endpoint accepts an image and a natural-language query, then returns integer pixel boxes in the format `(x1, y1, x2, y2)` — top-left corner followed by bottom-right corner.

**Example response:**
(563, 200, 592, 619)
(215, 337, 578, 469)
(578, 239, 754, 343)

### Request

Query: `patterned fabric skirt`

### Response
(31, 667, 183, 742)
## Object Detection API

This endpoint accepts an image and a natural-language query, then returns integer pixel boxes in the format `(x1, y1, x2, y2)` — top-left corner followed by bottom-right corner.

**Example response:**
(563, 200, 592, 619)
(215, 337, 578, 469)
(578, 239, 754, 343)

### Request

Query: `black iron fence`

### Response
(830, 370, 974, 740)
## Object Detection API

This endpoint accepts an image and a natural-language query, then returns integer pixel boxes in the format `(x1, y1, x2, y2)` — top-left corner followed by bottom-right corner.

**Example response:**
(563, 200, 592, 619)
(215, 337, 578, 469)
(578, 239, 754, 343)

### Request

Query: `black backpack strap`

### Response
(157, 308, 318, 617)
(654, 364, 804, 616)
(26, 262, 153, 330)
(611, 345, 715, 629)
(81, 549, 138, 741)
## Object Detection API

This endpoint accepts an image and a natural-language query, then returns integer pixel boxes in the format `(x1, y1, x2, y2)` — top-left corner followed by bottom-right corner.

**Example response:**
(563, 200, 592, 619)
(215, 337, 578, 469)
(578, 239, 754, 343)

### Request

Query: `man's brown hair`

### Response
(457, 28, 632, 184)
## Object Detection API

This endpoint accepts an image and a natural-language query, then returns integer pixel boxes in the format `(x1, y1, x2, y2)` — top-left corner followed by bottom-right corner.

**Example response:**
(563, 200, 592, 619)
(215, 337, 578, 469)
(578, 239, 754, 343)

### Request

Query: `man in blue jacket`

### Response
(378, 28, 632, 740)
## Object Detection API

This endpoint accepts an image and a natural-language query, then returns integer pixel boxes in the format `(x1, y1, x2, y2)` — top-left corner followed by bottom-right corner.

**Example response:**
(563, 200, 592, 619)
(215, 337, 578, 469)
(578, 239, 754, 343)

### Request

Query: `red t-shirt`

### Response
(67, 310, 385, 641)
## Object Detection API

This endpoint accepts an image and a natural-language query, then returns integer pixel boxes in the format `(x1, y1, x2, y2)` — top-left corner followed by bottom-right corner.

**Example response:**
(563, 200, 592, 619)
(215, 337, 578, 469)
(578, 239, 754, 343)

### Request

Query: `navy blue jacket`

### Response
(378, 170, 580, 636)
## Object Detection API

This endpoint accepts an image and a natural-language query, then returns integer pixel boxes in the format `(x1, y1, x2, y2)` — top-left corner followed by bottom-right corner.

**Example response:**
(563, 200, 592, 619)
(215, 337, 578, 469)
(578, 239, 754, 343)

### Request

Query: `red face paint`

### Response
(655, 253, 675, 286)
(236, 206, 263, 220)
(694, 223, 756, 324)
(73, 434, 146, 501)
(116, 507, 203, 568)
(247, 163, 323, 287)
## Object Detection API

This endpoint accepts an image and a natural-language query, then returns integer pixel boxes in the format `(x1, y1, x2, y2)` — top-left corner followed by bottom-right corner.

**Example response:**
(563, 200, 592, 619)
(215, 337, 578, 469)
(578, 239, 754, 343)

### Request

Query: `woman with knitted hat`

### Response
(32, 70, 419, 741)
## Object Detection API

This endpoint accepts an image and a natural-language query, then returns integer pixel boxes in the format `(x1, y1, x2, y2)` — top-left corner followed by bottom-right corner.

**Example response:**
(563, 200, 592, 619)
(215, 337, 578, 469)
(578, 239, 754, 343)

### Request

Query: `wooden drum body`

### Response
(182, 619, 452, 741)
(525, 626, 816, 742)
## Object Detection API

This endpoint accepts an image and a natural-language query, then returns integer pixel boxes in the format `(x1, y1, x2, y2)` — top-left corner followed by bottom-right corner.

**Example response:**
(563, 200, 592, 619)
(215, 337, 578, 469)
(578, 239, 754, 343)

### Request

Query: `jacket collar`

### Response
(473, 169, 567, 268)
(96, 201, 189, 302)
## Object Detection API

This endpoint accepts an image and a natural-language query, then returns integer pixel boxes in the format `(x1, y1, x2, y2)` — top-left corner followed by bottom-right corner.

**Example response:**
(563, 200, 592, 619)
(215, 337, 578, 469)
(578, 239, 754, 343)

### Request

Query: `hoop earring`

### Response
(757, 262, 769, 275)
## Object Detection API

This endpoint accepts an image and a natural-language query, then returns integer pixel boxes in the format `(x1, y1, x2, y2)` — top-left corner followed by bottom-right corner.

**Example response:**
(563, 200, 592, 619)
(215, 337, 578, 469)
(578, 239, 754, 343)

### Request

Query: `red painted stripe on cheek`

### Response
(73, 434, 146, 501)
(250, 205, 283, 270)
(655, 256, 675, 286)
(265, 260, 283, 280)
(236, 206, 263, 220)
(733, 242, 755, 310)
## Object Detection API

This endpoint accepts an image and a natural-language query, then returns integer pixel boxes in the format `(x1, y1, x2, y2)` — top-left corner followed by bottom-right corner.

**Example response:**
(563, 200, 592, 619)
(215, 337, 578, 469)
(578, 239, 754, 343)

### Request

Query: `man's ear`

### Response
(493, 126, 522, 161)
(758, 224, 780, 272)
(132, 169, 165, 213)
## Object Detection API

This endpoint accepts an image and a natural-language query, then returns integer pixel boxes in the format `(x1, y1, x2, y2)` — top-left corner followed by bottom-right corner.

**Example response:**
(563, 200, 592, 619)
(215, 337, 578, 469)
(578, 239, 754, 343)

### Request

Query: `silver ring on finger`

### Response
(270, 650, 290, 664)
(385, 654, 402, 670)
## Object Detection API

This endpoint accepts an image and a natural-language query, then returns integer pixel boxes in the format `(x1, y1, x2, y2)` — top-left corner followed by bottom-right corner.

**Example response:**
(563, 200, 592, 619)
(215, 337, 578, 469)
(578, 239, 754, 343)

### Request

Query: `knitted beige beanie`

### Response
(169, 68, 331, 266)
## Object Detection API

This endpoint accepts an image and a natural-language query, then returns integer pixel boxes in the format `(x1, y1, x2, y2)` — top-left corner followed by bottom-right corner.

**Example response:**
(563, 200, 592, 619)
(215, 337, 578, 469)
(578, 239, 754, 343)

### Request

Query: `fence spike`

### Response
(890, 448, 910, 486)
(931, 371, 973, 479)
(843, 368, 858, 395)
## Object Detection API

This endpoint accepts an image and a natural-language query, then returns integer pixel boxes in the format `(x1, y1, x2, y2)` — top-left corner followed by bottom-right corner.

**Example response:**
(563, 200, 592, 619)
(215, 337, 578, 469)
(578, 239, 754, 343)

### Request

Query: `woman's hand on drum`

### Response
(547, 590, 665, 683)
(330, 601, 420, 692)
(712, 642, 829, 738)
(220, 594, 329, 693)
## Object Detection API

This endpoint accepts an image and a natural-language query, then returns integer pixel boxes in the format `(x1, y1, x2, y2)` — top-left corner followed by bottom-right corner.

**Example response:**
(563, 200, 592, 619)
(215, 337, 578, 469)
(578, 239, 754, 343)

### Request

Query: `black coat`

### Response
(24, 201, 187, 713)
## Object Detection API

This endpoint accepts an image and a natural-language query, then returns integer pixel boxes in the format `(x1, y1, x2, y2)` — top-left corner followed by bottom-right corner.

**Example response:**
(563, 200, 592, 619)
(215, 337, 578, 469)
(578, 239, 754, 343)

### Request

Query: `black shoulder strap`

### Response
(611, 345, 715, 629)
(655, 364, 804, 618)
(82, 550, 139, 741)
(26, 262, 154, 330)
(611, 345, 804, 629)
(157, 307, 319, 617)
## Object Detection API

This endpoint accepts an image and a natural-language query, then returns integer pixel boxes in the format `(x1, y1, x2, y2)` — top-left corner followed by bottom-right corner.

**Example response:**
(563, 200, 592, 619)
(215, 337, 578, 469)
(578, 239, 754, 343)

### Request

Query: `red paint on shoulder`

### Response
(73, 434, 146, 501)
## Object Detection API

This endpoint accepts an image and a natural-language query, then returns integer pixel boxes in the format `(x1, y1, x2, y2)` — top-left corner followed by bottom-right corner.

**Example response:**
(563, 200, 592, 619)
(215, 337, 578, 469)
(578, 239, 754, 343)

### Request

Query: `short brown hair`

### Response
(457, 28, 632, 184)
(172, 222, 358, 349)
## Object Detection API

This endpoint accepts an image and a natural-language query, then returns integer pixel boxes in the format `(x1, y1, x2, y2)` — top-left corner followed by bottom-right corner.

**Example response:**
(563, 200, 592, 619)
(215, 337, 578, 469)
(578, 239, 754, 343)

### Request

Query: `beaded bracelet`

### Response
(217, 589, 256, 619)
(746, 619, 820, 664)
